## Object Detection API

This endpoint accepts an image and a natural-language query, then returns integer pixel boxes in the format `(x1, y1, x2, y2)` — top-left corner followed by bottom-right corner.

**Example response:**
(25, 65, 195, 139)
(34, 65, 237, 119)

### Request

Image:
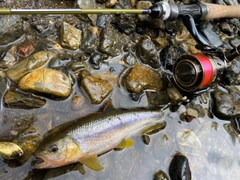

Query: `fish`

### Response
(33, 109, 164, 171)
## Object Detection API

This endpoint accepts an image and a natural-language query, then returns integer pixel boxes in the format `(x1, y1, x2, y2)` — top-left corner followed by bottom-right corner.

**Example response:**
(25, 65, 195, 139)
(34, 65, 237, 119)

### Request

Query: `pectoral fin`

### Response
(115, 139, 134, 149)
(79, 152, 104, 171)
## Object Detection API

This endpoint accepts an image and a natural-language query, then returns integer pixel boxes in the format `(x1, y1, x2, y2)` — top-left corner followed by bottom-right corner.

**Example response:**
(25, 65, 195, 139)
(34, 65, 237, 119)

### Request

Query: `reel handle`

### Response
(204, 3, 240, 20)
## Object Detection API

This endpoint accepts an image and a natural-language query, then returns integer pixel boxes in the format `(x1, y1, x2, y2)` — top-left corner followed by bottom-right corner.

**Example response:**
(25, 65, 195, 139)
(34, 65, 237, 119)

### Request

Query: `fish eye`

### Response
(49, 144, 58, 153)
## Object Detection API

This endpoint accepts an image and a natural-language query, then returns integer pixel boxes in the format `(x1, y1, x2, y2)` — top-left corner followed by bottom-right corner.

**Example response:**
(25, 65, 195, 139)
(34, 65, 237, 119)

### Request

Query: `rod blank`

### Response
(0, 8, 148, 15)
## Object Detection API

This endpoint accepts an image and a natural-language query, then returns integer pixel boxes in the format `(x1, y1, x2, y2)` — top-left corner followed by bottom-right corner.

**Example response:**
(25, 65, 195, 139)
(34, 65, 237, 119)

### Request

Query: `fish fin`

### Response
(79, 152, 104, 171)
(142, 121, 167, 135)
(115, 139, 134, 149)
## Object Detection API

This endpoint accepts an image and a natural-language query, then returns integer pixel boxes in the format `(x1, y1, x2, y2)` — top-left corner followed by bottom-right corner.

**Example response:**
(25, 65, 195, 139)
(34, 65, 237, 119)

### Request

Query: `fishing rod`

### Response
(0, 2, 240, 21)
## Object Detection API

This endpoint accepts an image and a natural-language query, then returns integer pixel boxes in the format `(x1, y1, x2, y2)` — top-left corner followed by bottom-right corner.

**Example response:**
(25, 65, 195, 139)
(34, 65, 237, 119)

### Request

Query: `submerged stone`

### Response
(18, 68, 72, 98)
(169, 152, 191, 180)
(60, 22, 82, 50)
(4, 91, 46, 109)
(81, 74, 113, 104)
(123, 64, 163, 94)
(7, 51, 58, 82)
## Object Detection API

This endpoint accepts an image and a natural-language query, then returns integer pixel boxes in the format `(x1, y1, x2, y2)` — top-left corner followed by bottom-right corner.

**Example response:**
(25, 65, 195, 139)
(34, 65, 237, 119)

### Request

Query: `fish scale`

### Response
(34, 109, 164, 170)
(68, 111, 162, 154)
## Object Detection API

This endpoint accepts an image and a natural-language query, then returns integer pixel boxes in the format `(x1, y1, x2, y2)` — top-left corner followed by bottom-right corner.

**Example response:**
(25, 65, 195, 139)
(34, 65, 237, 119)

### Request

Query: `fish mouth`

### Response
(33, 156, 48, 169)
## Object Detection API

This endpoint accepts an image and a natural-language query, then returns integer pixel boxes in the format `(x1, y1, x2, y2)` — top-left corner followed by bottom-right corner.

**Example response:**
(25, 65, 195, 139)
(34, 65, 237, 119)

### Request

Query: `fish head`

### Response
(34, 136, 82, 169)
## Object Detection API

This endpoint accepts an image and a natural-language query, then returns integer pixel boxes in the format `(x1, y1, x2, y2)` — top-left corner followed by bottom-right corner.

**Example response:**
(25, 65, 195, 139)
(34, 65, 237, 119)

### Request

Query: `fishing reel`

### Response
(167, 14, 240, 105)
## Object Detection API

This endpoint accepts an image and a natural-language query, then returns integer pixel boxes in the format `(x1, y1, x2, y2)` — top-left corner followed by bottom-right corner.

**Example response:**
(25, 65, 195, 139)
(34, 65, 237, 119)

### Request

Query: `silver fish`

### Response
(34, 109, 164, 171)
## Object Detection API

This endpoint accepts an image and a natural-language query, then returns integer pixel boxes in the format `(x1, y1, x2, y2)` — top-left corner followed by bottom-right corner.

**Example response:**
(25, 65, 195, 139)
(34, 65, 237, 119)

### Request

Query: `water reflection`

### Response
(0, 106, 238, 179)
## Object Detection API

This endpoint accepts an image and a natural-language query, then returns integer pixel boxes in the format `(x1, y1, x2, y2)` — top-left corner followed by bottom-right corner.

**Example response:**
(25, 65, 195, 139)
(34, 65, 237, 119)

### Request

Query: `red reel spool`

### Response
(172, 53, 226, 92)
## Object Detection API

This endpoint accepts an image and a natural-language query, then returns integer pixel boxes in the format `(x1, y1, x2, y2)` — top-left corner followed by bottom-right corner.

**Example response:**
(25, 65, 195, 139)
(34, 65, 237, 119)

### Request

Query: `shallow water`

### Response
(1, 94, 240, 180)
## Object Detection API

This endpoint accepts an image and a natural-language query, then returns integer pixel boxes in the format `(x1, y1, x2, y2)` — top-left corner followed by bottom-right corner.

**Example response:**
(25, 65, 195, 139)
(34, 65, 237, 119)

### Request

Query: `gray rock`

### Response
(99, 25, 129, 56)
(76, 0, 98, 25)
(136, 36, 160, 69)
(0, 45, 17, 69)
(0, 15, 23, 45)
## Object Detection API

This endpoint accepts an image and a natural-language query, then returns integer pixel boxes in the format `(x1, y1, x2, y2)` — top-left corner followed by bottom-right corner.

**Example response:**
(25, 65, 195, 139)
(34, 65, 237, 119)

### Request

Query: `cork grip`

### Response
(204, 3, 240, 20)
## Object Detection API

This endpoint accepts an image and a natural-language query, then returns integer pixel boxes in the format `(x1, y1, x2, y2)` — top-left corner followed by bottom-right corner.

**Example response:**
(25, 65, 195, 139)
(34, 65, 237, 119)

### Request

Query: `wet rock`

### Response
(0, 15, 23, 45)
(164, 20, 180, 36)
(0, 71, 8, 105)
(76, 0, 98, 25)
(81, 74, 113, 104)
(96, 15, 107, 28)
(18, 68, 72, 98)
(67, 61, 88, 72)
(152, 36, 169, 51)
(89, 52, 108, 70)
(175, 26, 190, 43)
(0, 142, 23, 160)
(224, 57, 240, 85)
(180, 107, 199, 122)
(230, 37, 240, 48)
(160, 44, 186, 71)
(112, 14, 136, 35)
(0, 113, 35, 142)
(177, 129, 201, 156)
(0, 45, 17, 69)
(76, 69, 92, 82)
(13, 126, 41, 165)
(169, 152, 191, 180)
(96, 0, 106, 4)
(99, 25, 129, 56)
(153, 169, 169, 180)
(136, 36, 160, 68)
(4, 91, 46, 109)
(123, 64, 163, 94)
(166, 87, 182, 104)
(142, 134, 150, 145)
(17, 42, 34, 57)
(123, 52, 137, 66)
(60, 22, 82, 50)
(71, 95, 85, 110)
(211, 89, 234, 118)
(185, 38, 201, 54)
(7, 51, 58, 82)
(106, 0, 117, 7)
(81, 27, 98, 54)
(30, 20, 55, 38)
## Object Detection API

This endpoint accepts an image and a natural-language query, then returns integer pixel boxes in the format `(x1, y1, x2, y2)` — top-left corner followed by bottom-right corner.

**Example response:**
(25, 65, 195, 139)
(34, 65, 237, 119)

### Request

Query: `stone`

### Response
(7, 51, 58, 82)
(60, 22, 82, 50)
(136, 36, 160, 69)
(0, 45, 17, 69)
(123, 64, 163, 94)
(81, 75, 113, 104)
(18, 68, 72, 98)
(4, 91, 46, 109)
(99, 25, 129, 56)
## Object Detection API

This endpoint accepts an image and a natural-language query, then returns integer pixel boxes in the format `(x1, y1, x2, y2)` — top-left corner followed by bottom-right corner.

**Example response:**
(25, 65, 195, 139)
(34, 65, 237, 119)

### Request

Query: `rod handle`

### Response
(204, 3, 240, 20)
